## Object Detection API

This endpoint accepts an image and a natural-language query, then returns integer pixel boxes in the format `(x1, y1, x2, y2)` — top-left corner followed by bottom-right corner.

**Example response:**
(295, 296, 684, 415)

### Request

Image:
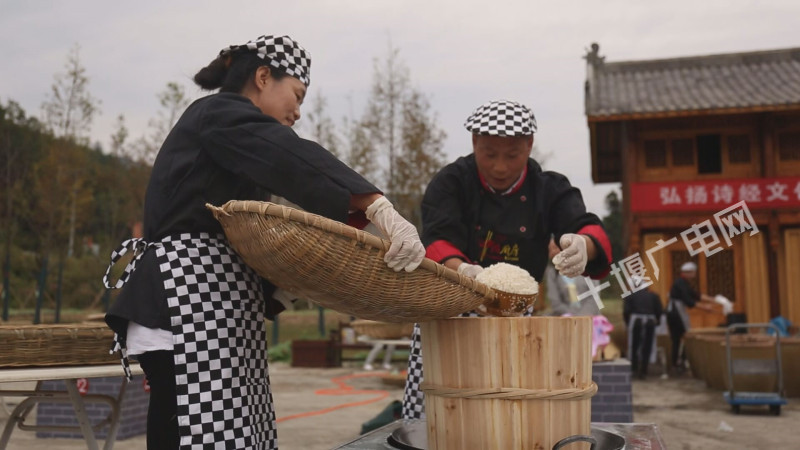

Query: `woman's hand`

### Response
(365, 196, 425, 272)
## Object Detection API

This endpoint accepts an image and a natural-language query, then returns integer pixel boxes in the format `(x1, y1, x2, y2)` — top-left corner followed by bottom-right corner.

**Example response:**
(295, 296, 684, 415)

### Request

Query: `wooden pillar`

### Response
(741, 232, 771, 324)
(784, 228, 800, 325)
(768, 216, 781, 319)
(622, 120, 637, 255)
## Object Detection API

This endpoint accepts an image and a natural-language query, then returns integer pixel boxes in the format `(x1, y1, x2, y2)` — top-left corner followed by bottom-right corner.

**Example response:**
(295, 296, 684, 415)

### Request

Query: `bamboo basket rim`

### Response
(207, 200, 496, 301)
(0, 322, 114, 334)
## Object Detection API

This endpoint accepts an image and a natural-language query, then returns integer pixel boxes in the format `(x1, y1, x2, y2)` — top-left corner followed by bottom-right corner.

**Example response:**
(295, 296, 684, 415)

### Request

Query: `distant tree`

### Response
(102, 115, 135, 244)
(602, 189, 624, 263)
(109, 114, 129, 158)
(302, 90, 341, 159)
(40, 44, 102, 259)
(0, 99, 154, 320)
(393, 90, 447, 226)
(361, 41, 410, 193)
(41, 44, 101, 145)
(27, 139, 93, 322)
(342, 112, 380, 185)
(357, 41, 446, 224)
(135, 82, 191, 164)
(0, 101, 45, 318)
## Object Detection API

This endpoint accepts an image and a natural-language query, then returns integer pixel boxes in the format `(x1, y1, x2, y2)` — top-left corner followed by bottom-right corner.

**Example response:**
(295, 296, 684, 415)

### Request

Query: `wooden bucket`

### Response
(420, 317, 595, 450)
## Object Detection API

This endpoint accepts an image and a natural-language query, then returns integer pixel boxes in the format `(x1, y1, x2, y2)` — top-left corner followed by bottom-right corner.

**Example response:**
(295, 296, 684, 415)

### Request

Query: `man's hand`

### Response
(457, 262, 484, 279)
(552, 234, 589, 278)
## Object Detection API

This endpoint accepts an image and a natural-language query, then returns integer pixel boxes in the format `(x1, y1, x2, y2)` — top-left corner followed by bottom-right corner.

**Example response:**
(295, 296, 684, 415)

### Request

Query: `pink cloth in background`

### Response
(592, 315, 614, 358)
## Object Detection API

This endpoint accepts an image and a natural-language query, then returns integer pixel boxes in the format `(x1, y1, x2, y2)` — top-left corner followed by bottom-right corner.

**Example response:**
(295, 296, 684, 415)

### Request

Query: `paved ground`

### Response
(0, 362, 404, 450)
(632, 373, 799, 450)
(1, 362, 796, 449)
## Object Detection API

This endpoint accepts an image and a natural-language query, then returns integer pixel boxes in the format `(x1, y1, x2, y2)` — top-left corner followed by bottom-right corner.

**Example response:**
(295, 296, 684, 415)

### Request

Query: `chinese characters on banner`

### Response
(578, 201, 759, 310)
(630, 177, 800, 212)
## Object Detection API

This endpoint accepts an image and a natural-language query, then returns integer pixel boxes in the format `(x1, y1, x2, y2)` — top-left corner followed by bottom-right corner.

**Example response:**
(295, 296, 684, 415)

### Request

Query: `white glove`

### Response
(457, 262, 484, 279)
(552, 233, 588, 278)
(714, 295, 733, 315)
(365, 196, 425, 272)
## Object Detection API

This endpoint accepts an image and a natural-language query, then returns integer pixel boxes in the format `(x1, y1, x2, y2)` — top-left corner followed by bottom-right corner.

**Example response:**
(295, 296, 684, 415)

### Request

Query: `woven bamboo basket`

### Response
(350, 320, 414, 339)
(0, 323, 117, 368)
(479, 292, 538, 317)
(207, 200, 496, 323)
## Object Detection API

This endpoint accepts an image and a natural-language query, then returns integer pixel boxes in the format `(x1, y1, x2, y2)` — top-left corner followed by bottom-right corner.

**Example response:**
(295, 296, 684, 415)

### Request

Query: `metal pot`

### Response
(387, 421, 626, 450)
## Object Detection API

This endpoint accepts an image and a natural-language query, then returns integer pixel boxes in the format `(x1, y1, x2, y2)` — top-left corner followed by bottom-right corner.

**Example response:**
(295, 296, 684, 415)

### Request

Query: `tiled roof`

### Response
(585, 46, 800, 118)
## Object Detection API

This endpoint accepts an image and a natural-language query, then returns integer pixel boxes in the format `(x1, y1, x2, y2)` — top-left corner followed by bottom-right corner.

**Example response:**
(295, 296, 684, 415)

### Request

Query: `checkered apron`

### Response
(105, 233, 277, 449)
(401, 307, 535, 419)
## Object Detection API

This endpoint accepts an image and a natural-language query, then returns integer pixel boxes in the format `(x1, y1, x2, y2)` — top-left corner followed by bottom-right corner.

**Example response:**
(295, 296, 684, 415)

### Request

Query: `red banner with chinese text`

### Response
(630, 177, 800, 212)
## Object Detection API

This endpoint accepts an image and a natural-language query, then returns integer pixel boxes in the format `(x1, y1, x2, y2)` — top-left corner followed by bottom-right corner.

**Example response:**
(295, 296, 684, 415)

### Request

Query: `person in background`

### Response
(544, 267, 571, 316)
(624, 276, 663, 379)
(102, 35, 424, 449)
(666, 261, 715, 372)
(401, 99, 613, 419)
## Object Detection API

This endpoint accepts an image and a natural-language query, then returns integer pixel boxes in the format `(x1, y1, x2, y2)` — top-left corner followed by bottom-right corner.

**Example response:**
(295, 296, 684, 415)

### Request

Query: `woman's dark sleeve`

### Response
(420, 166, 470, 263)
(543, 172, 612, 278)
(199, 96, 380, 222)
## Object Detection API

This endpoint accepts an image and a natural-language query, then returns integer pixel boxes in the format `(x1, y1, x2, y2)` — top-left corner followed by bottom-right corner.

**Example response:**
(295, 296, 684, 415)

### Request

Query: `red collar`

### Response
(478, 165, 528, 196)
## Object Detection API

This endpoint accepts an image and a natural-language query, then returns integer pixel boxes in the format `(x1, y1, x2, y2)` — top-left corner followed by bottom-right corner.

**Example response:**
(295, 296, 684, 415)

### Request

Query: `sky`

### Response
(2, 0, 798, 216)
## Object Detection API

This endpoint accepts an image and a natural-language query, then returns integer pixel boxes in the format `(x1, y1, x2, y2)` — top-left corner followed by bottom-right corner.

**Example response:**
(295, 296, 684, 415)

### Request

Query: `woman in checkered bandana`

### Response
(103, 35, 424, 449)
(401, 99, 614, 419)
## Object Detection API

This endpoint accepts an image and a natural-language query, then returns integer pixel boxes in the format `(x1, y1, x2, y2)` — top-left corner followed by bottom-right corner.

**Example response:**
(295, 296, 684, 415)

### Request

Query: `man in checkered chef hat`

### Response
(400, 99, 614, 419)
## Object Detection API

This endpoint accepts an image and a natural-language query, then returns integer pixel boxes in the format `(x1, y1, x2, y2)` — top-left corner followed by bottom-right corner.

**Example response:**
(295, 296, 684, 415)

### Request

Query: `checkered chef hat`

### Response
(220, 35, 311, 86)
(464, 100, 537, 136)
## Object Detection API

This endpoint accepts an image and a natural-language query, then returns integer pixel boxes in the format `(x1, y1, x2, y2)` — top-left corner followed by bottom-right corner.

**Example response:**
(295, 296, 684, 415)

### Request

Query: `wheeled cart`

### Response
(723, 323, 787, 415)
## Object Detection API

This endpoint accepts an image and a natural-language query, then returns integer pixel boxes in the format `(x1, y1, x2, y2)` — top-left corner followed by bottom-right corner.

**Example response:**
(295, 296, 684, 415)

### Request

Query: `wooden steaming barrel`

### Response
(420, 317, 595, 449)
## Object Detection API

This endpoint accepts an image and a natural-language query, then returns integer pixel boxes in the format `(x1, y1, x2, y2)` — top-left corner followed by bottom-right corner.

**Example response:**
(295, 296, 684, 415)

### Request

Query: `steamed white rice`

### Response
(475, 263, 539, 295)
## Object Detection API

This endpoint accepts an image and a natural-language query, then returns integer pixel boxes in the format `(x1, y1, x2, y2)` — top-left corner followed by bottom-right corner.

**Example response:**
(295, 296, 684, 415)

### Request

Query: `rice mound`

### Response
(475, 262, 539, 295)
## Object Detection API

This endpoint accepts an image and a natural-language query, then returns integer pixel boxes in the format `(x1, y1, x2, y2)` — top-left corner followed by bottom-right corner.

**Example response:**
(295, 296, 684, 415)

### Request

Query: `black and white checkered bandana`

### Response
(221, 35, 311, 86)
(464, 100, 537, 136)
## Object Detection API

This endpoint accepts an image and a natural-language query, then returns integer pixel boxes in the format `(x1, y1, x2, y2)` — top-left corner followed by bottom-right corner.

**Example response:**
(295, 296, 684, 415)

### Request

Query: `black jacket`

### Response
(623, 289, 663, 325)
(669, 277, 699, 308)
(421, 154, 610, 281)
(107, 93, 379, 333)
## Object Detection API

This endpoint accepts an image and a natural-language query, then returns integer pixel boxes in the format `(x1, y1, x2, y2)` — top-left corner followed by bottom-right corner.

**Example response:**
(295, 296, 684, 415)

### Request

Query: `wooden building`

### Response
(584, 44, 800, 328)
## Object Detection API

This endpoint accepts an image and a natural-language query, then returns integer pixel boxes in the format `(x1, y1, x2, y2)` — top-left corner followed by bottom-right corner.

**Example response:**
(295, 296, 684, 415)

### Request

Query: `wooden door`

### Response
(784, 228, 800, 326)
(740, 232, 771, 324)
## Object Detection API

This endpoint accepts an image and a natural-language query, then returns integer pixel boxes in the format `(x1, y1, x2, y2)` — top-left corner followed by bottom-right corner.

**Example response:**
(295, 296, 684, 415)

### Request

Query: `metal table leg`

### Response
(363, 343, 384, 371)
(0, 398, 35, 449)
(65, 379, 100, 450)
(381, 345, 396, 370)
(102, 377, 129, 450)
